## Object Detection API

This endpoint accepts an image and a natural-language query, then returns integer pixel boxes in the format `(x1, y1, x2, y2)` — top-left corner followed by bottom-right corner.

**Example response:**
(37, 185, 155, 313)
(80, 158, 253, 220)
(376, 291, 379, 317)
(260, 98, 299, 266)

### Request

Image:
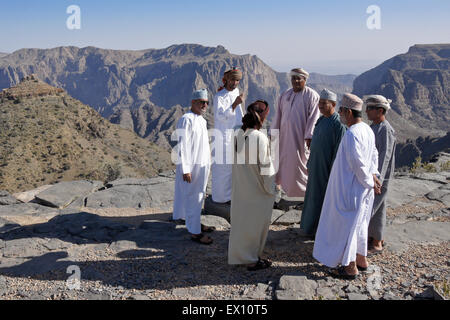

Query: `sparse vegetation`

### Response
(440, 161, 450, 171)
(410, 156, 437, 174)
(0, 77, 173, 193)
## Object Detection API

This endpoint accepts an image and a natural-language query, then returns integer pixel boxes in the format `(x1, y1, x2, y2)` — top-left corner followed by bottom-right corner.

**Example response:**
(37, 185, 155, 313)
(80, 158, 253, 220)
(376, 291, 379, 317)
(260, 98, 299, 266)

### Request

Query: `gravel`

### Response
(0, 192, 448, 300)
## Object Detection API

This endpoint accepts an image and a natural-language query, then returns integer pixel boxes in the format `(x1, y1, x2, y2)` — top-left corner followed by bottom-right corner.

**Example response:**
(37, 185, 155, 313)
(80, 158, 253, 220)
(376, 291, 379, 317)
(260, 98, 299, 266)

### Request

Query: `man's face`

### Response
(291, 75, 306, 92)
(191, 99, 208, 115)
(338, 107, 350, 125)
(318, 99, 335, 116)
(225, 78, 240, 91)
(366, 106, 383, 121)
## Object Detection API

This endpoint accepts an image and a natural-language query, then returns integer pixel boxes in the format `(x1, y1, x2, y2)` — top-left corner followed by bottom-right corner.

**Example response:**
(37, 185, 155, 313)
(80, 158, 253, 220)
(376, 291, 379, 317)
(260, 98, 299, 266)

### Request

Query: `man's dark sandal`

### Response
(329, 266, 358, 280)
(357, 265, 368, 272)
(247, 258, 271, 271)
(191, 233, 213, 245)
(201, 224, 216, 233)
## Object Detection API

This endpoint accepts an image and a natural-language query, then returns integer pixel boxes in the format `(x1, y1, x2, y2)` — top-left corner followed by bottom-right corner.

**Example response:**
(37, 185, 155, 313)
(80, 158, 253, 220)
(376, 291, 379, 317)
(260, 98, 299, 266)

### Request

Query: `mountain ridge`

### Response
(353, 43, 449, 141)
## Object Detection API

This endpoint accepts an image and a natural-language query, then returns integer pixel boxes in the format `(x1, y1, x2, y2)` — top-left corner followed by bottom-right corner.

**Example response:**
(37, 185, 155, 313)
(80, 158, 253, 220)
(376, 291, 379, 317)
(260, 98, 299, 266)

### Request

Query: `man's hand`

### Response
(183, 173, 192, 183)
(373, 175, 382, 195)
(305, 139, 312, 150)
(232, 94, 244, 110)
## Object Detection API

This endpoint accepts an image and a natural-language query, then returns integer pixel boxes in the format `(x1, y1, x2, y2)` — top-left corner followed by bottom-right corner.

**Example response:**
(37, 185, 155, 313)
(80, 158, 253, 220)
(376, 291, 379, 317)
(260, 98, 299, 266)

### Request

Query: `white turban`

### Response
(192, 88, 208, 101)
(320, 88, 337, 102)
(290, 68, 309, 80)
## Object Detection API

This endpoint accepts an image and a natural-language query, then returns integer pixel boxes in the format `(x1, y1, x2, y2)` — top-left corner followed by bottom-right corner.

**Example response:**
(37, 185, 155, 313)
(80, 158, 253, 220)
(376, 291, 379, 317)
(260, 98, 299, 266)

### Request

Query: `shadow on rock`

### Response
(0, 211, 322, 291)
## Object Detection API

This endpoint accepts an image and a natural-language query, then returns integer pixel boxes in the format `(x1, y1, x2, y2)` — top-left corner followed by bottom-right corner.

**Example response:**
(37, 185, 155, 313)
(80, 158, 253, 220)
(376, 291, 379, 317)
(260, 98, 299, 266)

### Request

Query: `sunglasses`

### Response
(196, 100, 209, 105)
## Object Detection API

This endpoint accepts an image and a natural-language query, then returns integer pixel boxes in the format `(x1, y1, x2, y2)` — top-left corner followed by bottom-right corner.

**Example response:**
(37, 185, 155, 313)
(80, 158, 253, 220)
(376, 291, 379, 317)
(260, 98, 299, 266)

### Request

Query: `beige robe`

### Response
(228, 128, 276, 265)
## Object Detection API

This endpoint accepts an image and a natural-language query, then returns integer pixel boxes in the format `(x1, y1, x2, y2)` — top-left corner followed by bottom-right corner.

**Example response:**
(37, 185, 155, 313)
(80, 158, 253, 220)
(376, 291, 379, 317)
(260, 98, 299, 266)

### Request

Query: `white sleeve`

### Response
(176, 117, 192, 174)
(344, 132, 375, 189)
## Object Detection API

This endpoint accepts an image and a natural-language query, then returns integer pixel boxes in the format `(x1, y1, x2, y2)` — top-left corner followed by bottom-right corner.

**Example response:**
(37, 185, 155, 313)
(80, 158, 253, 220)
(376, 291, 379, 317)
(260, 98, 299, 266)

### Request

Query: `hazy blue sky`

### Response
(1, 0, 449, 74)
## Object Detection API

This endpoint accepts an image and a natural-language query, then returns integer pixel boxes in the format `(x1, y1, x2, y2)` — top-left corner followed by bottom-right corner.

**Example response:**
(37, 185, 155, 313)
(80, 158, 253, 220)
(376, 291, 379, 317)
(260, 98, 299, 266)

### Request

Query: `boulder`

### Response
(0, 203, 59, 218)
(270, 209, 285, 224)
(85, 180, 174, 211)
(0, 191, 22, 205)
(35, 181, 104, 209)
(201, 215, 230, 230)
(203, 195, 230, 222)
(276, 275, 318, 300)
(273, 209, 302, 225)
(12, 185, 52, 203)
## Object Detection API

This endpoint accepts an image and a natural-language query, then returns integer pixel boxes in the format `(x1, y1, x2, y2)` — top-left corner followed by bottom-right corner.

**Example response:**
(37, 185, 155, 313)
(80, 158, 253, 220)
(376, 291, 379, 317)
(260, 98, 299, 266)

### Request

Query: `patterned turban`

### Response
(340, 93, 363, 111)
(192, 88, 208, 101)
(290, 68, 309, 80)
(224, 68, 243, 80)
(320, 88, 337, 102)
(364, 94, 392, 111)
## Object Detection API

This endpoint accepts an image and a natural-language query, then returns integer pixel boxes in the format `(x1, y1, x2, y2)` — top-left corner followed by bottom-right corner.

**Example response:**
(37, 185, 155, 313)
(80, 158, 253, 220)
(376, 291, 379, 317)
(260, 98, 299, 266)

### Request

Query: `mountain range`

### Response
(0, 45, 355, 149)
(0, 43, 448, 166)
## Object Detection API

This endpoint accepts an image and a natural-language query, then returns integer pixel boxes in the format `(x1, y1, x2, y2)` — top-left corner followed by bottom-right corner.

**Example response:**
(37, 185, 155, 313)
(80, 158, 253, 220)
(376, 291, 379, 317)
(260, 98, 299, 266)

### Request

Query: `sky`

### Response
(1, 0, 449, 75)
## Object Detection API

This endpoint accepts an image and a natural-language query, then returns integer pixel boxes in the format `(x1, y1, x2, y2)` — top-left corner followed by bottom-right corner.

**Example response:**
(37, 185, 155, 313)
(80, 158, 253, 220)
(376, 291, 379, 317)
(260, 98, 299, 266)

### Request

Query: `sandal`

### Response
(247, 258, 271, 271)
(329, 266, 359, 280)
(357, 265, 368, 272)
(191, 233, 213, 245)
(201, 224, 216, 233)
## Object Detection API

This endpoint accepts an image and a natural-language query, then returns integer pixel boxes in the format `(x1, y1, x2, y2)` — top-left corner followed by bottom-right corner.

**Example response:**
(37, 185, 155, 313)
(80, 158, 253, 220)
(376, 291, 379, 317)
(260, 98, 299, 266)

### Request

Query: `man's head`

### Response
(338, 93, 363, 126)
(191, 89, 209, 115)
(241, 100, 269, 131)
(318, 88, 337, 117)
(290, 68, 309, 92)
(224, 68, 242, 91)
(365, 95, 391, 122)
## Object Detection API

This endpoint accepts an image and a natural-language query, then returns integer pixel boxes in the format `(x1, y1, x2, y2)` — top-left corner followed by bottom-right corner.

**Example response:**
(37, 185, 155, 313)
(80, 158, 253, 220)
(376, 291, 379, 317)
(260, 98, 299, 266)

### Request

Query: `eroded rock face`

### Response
(353, 44, 450, 142)
(0, 44, 355, 151)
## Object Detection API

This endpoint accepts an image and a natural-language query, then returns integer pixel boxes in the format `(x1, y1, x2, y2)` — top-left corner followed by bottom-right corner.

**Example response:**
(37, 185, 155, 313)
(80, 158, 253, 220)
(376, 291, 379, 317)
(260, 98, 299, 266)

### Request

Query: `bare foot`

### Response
(356, 254, 369, 269)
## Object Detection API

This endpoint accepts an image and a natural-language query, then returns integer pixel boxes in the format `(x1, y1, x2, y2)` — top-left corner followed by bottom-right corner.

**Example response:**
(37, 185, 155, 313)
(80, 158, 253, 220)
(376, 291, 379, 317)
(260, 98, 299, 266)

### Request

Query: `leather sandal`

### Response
(247, 258, 271, 271)
(191, 233, 213, 245)
(329, 266, 359, 280)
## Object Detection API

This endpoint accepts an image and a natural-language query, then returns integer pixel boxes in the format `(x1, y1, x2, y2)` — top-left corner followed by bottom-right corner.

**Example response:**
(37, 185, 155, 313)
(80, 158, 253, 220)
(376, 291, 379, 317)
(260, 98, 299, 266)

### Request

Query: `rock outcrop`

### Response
(0, 76, 172, 193)
(353, 44, 450, 142)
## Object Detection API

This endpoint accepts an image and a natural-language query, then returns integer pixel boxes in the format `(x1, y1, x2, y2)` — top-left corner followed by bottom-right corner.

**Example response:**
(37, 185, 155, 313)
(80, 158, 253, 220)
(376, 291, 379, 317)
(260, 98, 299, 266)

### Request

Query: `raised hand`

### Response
(232, 94, 244, 110)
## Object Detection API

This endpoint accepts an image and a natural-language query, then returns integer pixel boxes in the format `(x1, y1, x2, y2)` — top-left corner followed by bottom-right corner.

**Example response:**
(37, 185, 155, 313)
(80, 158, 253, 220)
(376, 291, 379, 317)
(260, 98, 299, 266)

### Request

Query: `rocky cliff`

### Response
(353, 44, 450, 142)
(0, 44, 355, 149)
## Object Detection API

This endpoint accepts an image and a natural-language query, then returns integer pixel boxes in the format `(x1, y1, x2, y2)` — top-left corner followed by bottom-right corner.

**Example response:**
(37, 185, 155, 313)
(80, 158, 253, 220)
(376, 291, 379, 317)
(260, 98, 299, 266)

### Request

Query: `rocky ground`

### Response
(0, 158, 449, 300)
